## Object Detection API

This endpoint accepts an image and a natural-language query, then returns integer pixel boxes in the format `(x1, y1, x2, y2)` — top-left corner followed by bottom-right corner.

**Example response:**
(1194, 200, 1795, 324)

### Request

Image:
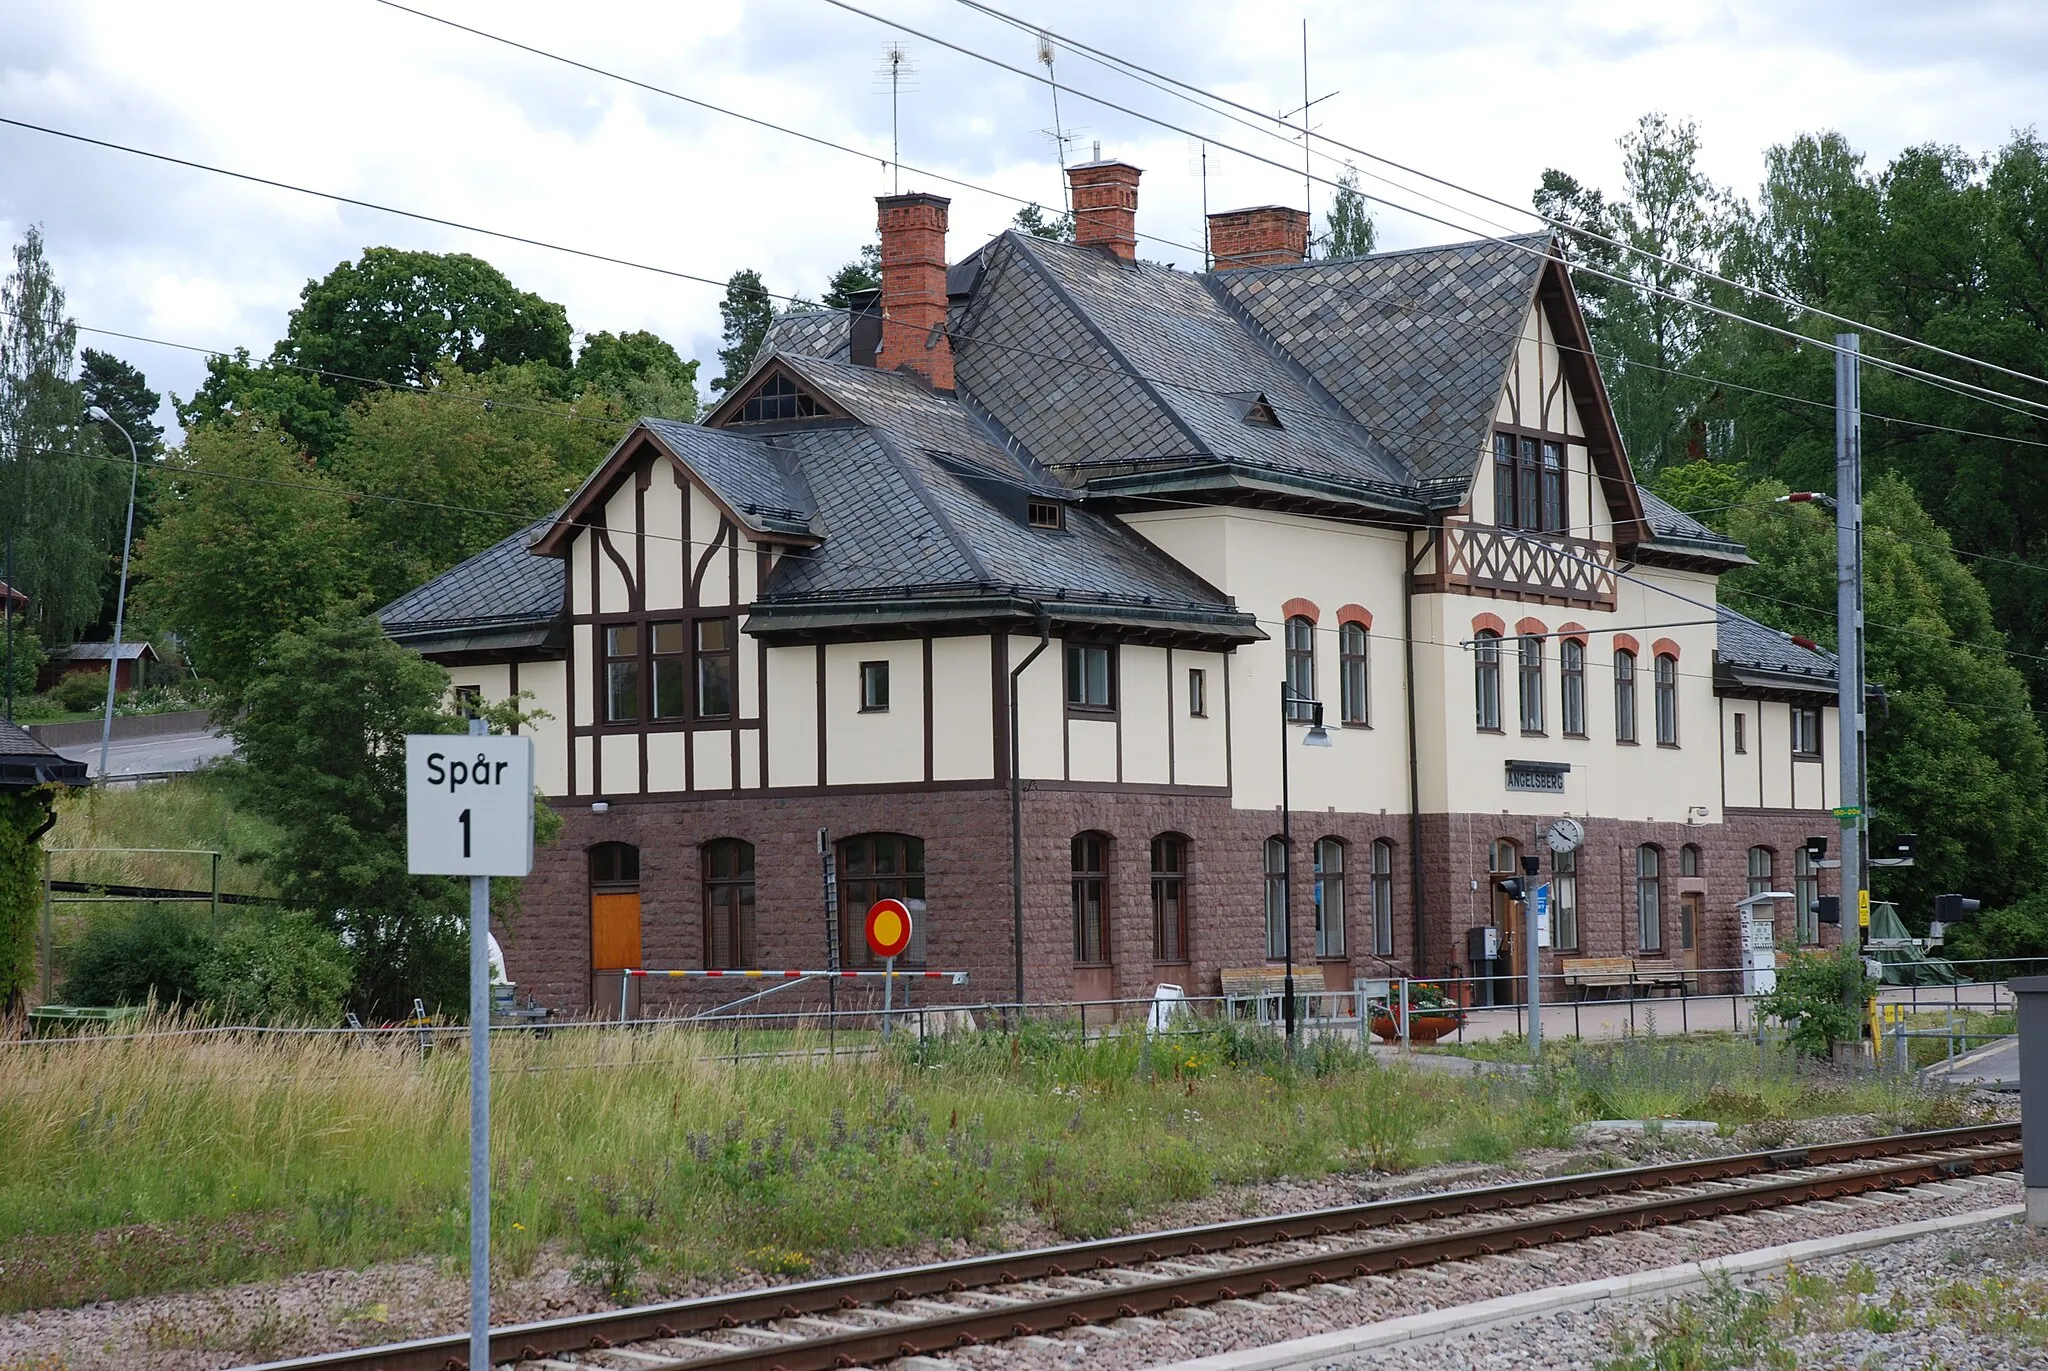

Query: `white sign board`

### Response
(405, 735, 535, 876)
(1533, 883, 1552, 948)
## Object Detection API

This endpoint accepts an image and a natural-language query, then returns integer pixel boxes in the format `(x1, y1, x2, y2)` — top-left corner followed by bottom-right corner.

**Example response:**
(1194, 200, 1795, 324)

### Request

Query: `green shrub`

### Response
(49, 670, 111, 714)
(1, 623, 41, 703)
(194, 913, 354, 1024)
(1758, 949, 1873, 1057)
(60, 904, 213, 1008)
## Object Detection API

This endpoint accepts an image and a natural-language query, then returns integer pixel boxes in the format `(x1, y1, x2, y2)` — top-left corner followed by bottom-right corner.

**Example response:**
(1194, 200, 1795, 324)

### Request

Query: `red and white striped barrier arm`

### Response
(622, 968, 969, 985)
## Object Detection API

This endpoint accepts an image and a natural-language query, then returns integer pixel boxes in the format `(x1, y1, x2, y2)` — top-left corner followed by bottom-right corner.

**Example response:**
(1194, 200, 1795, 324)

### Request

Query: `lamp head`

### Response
(1301, 700, 1332, 746)
(87, 405, 111, 423)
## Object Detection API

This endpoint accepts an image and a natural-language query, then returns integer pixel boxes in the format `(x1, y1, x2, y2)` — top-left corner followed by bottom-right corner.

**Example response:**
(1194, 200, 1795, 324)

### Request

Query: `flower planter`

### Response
(1369, 1010, 1461, 1044)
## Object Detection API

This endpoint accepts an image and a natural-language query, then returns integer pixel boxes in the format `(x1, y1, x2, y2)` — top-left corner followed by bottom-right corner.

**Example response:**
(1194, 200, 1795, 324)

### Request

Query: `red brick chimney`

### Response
(875, 191, 954, 390)
(1207, 206, 1310, 269)
(1067, 160, 1143, 261)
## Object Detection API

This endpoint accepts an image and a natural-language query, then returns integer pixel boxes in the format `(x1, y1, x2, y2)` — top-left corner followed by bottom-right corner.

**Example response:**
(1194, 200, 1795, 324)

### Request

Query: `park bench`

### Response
(1629, 958, 1690, 996)
(1219, 967, 1284, 1021)
(1560, 957, 1633, 999)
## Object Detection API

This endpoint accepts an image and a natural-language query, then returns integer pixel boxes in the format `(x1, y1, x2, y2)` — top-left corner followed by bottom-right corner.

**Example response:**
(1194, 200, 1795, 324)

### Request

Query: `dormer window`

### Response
(1232, 391, 1282, 428)
(1027, 499, 1065, 530)
(737, 373, 822, 423)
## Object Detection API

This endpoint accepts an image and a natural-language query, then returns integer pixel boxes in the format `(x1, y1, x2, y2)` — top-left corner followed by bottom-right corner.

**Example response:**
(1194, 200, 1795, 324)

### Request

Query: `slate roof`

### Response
(1638, 489, 1749, 564)
(1211, 234, 1553, 486)
(640, 419, 819, 540)
(0, 719, 89, 788)
(759, 310, 850, 366)
(1716, 605, 1837, 694)
(380, 517, 564, 650)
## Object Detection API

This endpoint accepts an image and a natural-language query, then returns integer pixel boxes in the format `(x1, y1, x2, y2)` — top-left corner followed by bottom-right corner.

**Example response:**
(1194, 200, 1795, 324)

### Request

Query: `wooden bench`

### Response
(1219, 967, 1284, 1021)
(1561, 957, 1634, 999)
(1629, 958, 1691, 996)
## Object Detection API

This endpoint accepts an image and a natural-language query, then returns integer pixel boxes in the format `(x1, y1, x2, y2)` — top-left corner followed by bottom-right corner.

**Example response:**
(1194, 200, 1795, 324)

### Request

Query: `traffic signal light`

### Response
(1812, 896, 1840, 925)
(1495, 876, 1528, 903)
(1888, 833, 1917, 862)
(1933, 894, 1981, 922)
(1803, 836, 1829, 864)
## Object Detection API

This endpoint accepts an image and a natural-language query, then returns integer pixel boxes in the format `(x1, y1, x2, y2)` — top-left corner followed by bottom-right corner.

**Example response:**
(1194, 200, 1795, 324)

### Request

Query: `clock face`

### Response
(1545, 817, 1585, 854)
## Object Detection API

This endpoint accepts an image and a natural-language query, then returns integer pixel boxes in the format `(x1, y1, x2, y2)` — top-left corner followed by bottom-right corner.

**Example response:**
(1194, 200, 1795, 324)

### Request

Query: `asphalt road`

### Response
(54, 728, 235, 778)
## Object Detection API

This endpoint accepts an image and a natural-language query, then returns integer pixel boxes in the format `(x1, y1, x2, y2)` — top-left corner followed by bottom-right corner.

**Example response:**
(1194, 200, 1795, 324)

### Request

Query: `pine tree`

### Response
(712, 269, 778, 395)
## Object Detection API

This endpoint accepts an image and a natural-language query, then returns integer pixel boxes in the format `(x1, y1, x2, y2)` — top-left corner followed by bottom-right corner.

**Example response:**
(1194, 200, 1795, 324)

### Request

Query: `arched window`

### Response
(1474, 631, 1502, 731)
(1654, 653, 1679, 745)
(1339, 622, 1369, 725)
(1748, 846, 1775, 900)
(1263, 837, 1288, 960)
(1614, 650, 1638, 743)
(1151, 834, 1189, 962)
(702, 839, 756, 969)
(1285, 616, 1316, 719)
(1680, 843, 1702, 878)
(1071, 832, 1111, 965)
(1636, 845, 1663, 951)
(1794, 845, 1819, 944)
(1369, 838, 1395, 957)
(1560, 639, 1586, 737)
(839, 833, 926, 967)
(1313, 837, 1346, 958)
(1518, 635, 1545, 734)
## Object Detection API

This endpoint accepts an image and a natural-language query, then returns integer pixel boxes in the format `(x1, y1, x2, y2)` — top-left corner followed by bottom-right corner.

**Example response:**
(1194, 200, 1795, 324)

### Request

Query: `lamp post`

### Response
(88, 406, 141, 782)
(1279, 681, 1333, 1047)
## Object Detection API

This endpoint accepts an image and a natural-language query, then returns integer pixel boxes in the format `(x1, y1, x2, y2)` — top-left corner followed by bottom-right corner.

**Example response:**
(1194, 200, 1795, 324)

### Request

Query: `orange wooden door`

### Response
(590, 892, 643, 971)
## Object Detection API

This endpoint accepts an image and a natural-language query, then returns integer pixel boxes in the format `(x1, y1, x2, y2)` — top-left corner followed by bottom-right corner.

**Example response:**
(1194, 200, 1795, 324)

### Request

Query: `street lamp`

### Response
(1280, 681, 1332, 1047)
(87, 406, 141, 782)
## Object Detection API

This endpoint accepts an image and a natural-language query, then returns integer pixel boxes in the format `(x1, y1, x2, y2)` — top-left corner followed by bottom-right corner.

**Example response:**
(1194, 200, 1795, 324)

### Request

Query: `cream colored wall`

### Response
(766, 645, 820, 786)
(1068, 719, 1118, 782)
(1173, 649, 1229, 787)
(822, 640, 924, 785)
(523, 661, 569, 798)
(1723, 697, 1837, 812)
(1012, 634, 1066, 782)
(598, 732, 639, 796)
(692, 486, 733, 607)
(1475, 298, 1608, 542)
(1722, 698, 1761, 810)
(1119, 646, 1171, 784)
(931, 637, 994, 780)
(644, 463, 686, 611)
(596, 483, 636, 613)
(1122, 506, 1413, 814)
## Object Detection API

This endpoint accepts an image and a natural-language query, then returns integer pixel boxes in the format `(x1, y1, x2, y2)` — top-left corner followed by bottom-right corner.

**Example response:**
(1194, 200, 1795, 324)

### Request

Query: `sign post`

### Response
(864, 898, 913, 1041)
(407, 726, 534, 1371)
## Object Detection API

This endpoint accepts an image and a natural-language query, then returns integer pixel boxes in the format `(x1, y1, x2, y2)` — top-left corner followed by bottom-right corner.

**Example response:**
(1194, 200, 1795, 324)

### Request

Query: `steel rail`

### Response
(245, 1123, 2019, 1371)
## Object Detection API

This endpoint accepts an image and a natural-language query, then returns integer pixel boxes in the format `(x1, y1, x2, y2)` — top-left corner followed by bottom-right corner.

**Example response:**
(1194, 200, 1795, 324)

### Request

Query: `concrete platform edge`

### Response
(1143, 1203, 2023, 1371)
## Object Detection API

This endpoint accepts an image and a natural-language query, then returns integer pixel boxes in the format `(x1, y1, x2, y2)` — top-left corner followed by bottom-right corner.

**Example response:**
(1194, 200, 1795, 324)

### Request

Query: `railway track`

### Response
(255, 1122, 2021, 1371)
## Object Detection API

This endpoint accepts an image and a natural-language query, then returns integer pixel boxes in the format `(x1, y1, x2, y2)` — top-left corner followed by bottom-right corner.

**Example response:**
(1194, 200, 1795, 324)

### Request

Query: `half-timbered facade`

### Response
(382, 165, 1840, 1016)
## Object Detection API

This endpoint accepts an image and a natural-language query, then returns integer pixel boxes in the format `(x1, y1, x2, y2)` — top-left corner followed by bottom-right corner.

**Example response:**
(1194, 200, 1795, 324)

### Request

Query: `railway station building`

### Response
(381, 162, 1842, 1017)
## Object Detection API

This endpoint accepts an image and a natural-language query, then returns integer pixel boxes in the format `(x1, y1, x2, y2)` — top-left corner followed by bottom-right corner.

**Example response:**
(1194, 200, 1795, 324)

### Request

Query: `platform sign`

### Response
(865, 898, 913, 960)
(405, 735, 535, 876)
(1532, 882, 1552, 948)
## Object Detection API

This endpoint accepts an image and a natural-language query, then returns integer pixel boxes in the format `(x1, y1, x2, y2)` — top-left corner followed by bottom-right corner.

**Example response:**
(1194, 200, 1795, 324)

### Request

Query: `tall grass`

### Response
(45, 770, 276, 894)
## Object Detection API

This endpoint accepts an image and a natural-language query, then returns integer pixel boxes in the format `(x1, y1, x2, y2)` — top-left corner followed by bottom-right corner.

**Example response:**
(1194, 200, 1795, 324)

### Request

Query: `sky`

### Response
(2, 0, 2042, 437)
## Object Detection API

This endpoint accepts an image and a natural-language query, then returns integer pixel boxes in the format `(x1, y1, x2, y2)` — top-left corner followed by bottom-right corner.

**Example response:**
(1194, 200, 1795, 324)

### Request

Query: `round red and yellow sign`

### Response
(864, 898, 913, 960)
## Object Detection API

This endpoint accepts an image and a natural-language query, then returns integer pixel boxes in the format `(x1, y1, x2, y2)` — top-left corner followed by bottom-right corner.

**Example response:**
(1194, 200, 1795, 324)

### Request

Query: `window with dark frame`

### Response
(1734, 711, 1748, 754)
(1026, 499, 1064, 530)
(1614, 649, 1638, 743)
(1188, 668, 1208, 718)
(1636, 845, 1663, 951)
(1370, 839, 1395, 957)
(589, 841, 639, 887)
(838, 833, 925, 968)
(1474, 630, 1502, 731)
(701, 838, 756, 969)
(1263, 836, 1288, 960)
(696, 618, 734, 717)
(1560, 639, 1586, 737)
(736, 372, 822, 423)
(1655, 653, 1679, 745)
(1552, 846, 1578, 950)
(1284, 616, 1316, 720)
(1071, 833, 1110, 965)
(651, 621, 688, 719)
(1518, 635, 1544, 734)
(860, 660, 890, 712)
(454, 684, 482, 717)
(1339, 621, 1369, 725)
(1792, 705, 1823, 758)
(1151, 834, 1189, 962)
(1795, 847, 1820, 943)
(605, 624, 641, 723)
(1313, 837, 1346, 958)
(1491, 431, 1569, 532)
(1680, 843, 1701, 878)
(1065, 643, 1114, 710)
(1748, 846, 1774, 900)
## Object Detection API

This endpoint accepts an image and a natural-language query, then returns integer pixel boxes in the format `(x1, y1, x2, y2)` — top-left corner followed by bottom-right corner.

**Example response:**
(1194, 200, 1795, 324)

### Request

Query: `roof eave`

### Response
(1080, 462, 1427, 519)
(1713, 661, 1839, 699)
(746, 594, 1264, 649)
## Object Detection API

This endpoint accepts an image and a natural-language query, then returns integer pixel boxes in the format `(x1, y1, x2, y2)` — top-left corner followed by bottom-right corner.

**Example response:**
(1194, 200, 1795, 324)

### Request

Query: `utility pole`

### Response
(1835, 334, 1867, 1015)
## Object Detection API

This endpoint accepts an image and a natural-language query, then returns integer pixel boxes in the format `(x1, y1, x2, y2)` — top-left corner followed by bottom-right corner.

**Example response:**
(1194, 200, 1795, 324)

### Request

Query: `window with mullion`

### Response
(1654, 654, 1679, 745)
(652, 621, 688, 719)
(1065, 643, 1114, 710)
(1560, 639, 1586, 736)
(1369, 839, 1394, 957)
(1552, 847, 1579, 950)
(1615, 650, 1638, 743)
(702, 838, 756, 969)
(1540, 441, 1566, 532)
(839, 833, 926, 968)
(1636, 845, 1663, 951)
(1284, 616, 1316, 720)
(696, 618, 734, 717)
(1474, 631, 1502, 731)
(1071, 833, 1110, 965)
(1517, 437, 1541, 531)
(1339, 622, 1368, 724)
(1794, 849, 1819, 944)
(1492, 433, 1516, 527)
(1517, 635, 1544, 733)
(1263, 837, 1288, 960)
(1313, 837, 1346, 958)
(1151, 834, 1188, 962)
(605, 624, 641, 723)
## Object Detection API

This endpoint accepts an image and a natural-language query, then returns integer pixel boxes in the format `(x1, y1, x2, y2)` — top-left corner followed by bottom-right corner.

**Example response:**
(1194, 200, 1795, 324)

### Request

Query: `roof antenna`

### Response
(1278, 19, 1338, 259)
(1188, 139, 1211, 269)
(877, 43, 916, 195)
(1037, 34, 1080, 213)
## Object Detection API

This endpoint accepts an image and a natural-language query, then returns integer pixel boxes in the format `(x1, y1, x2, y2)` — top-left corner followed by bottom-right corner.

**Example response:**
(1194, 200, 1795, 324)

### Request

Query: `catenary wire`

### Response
(814, 0, 2048, 421)
(949, 0, 2048, 399)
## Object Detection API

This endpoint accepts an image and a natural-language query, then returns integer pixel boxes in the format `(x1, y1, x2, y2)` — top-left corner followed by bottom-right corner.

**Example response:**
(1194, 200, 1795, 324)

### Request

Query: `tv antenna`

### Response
(876, 43, 917, 194)
(1187, 139, 1211, 268)
(1037, 32, 1080, 212)
(1278, 20, 1337, 258)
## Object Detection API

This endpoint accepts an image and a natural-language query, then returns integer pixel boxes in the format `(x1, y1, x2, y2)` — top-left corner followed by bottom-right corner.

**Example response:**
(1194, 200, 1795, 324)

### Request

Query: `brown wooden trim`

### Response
(922, 636, 935, 783)
(634, 463, 648, 611)
(992, 632, 1010, 785)
(756, 550, 770, 788)
(699, 356, 852, 429)
(815, 643, 828, 787)
(572, 720, 766, 737)
(692, 519, 730, 605)
(1222, 649, 1234, 794)
(598, 530, 637, 609)
(1165, 646, 1176, 786)
(508, 659, 520, 736)
(682, 474, 694, 609)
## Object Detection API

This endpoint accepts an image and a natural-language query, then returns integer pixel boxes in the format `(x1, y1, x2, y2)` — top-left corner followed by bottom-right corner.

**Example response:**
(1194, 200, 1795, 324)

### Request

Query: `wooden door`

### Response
(1679, 894, 1701, 976)
(590, 892, 643, 1019)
